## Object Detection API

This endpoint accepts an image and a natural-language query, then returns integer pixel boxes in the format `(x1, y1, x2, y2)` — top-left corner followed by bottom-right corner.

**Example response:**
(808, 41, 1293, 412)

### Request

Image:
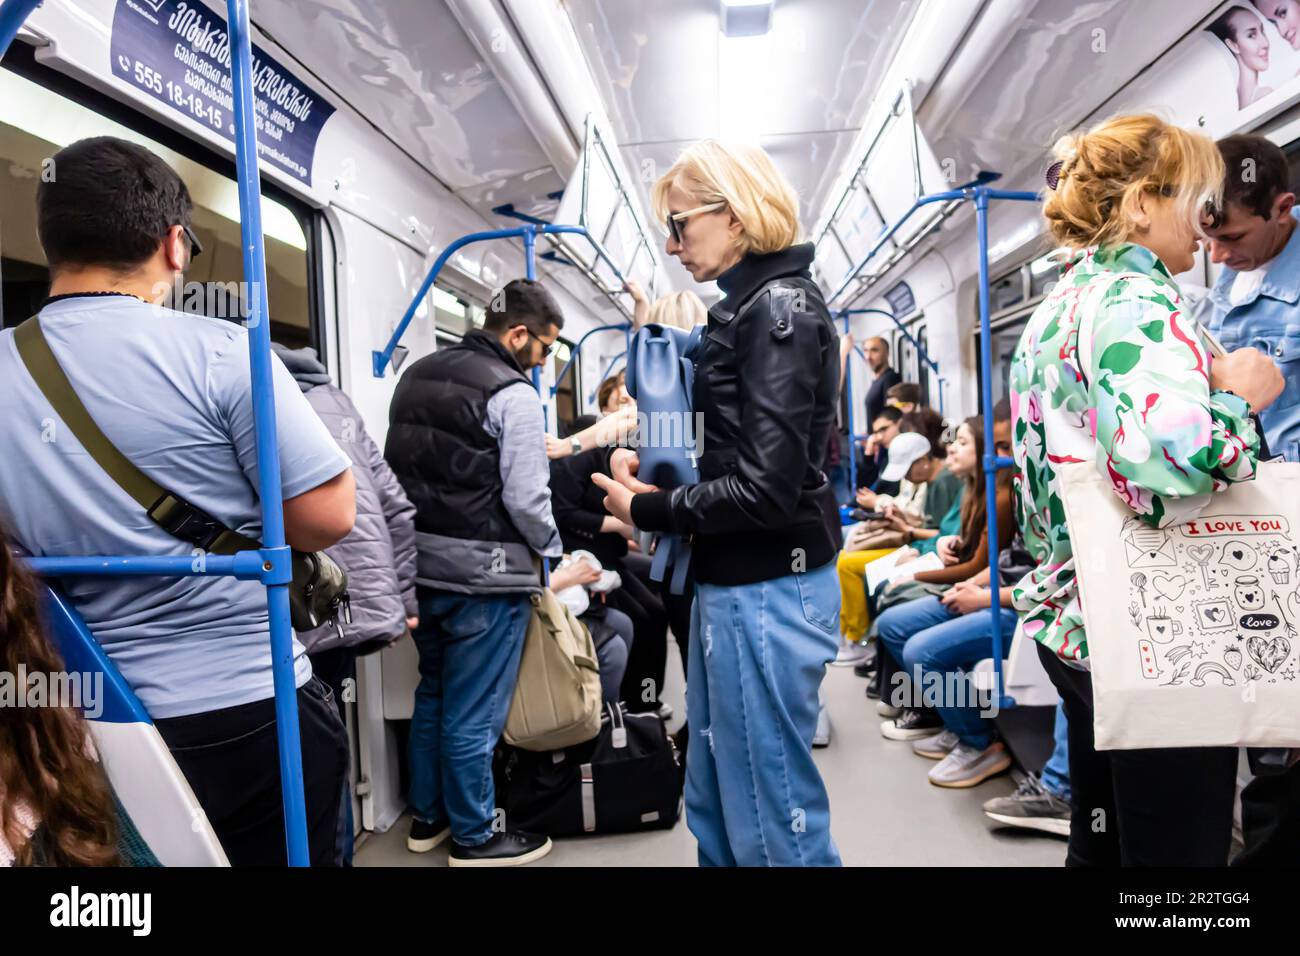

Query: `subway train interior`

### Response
(1, 0, 1299, 904)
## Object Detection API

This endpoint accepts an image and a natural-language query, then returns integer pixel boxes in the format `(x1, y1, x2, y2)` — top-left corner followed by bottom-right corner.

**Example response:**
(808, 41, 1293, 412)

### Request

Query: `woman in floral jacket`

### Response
(1010, 114, 1284, 866)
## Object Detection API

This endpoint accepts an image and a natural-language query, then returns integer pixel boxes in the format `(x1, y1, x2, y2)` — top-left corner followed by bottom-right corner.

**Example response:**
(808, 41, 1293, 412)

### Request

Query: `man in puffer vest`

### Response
(385, 279, 564, 867)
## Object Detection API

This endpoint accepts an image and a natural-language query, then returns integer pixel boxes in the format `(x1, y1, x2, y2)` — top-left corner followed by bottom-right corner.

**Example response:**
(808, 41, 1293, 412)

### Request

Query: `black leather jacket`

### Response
(630, 243, 841, 585)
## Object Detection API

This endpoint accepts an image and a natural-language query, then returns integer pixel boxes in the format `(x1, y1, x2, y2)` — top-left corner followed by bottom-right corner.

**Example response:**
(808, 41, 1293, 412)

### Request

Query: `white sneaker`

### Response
(831, 636, 869, 667)
(813, 701, 832, 748)
(928, 742, 1012, 788)
(876, 700, 901, 718)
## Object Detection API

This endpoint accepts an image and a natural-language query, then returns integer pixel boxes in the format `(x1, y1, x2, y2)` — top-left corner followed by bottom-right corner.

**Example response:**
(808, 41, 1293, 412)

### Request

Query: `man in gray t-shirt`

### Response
(0, 137, 355, 865)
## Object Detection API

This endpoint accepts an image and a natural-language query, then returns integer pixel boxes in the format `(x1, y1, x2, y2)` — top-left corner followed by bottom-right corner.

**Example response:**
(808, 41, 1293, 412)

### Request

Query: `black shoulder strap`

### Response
(13, 317, 260, 555)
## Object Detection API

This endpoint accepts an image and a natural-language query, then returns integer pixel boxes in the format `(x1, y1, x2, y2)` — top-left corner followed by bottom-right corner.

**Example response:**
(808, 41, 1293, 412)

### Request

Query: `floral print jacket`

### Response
(1009, 244, 1261, 662)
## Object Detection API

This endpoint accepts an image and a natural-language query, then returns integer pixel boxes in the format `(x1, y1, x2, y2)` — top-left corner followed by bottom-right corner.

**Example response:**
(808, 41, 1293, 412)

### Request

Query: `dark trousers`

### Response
(1036, 643, 1236, 866)
(155, 677, 349, 867)
(609, 555, 670, 712)
(308, 645, 358, 866)
(1235, 759, 1300, 866)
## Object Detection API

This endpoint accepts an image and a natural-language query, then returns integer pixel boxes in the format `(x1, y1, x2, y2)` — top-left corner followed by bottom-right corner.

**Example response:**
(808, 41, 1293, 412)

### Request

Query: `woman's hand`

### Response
(624, 279, 651, 329)
(855, 487, 877, 509)
(1211, 347, 1285, 412)
(941, 583, 991, 616)
(593, 406, 639, 448)
(609, 448, 659, 493)
(592, 472, 636, 526)
(893, 546, 919, 566)
(937, 535, 960, 566)
(550, 557, 602, 592)
(882, 504, 911, 533)
(545, 433, 570, 460)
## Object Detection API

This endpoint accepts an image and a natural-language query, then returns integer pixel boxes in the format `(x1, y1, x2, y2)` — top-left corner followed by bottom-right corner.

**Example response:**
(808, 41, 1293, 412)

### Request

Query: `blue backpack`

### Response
(624, 324, 704, 594)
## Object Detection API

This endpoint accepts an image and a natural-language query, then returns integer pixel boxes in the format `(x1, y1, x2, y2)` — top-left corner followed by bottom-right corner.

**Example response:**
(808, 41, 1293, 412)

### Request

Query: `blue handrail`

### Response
(1, 0, 312, 865)
(373, 223, 634, 380)
(553, 322, 631, 400)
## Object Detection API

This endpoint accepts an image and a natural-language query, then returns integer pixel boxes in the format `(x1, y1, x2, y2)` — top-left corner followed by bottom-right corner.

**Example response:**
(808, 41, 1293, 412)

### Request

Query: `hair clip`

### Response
(1045, 160, 1065, 191)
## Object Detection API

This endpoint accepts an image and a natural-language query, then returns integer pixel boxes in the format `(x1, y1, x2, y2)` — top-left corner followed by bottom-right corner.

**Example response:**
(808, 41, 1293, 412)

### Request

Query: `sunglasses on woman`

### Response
(665, 202, 727, 244)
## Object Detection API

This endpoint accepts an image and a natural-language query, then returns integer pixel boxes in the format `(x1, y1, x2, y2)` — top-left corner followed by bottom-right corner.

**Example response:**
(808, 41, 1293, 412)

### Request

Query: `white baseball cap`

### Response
(879, 431, 932, 482)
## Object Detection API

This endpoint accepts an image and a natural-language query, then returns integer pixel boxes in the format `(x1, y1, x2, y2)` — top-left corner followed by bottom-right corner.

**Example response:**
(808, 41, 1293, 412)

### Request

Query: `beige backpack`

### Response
(503, 588, 603, 751)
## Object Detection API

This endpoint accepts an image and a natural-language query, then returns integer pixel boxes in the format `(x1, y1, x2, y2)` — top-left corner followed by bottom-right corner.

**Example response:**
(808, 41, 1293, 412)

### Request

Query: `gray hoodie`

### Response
(273, 344, 418, 653)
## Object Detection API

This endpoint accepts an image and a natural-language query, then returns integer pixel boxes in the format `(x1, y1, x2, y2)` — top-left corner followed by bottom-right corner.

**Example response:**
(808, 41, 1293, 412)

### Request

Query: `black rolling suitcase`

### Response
(495, 703, 683, 836)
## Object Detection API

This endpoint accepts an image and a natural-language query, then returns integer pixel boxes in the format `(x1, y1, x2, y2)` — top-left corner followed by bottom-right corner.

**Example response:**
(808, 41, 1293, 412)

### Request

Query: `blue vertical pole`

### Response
(974, 189, 1008, 708)
(842, 313, 857, 499)
(226, 0, 310, 866)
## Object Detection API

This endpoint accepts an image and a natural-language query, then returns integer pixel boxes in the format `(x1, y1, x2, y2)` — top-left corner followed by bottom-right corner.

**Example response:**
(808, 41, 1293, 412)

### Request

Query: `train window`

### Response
(551, 338, 579, 432)
(1027, 252, 1061, 300)
(0, 68, 313, 349)
(989, 270, 1025, 313)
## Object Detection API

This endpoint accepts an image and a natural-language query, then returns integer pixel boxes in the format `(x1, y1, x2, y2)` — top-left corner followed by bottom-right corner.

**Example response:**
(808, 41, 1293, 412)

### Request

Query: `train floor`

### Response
(354, 638, 1067, 867)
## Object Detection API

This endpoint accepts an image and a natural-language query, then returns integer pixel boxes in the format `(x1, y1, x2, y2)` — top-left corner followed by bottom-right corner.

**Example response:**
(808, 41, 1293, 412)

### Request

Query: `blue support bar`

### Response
(589, 349, 628, 406)
(26, 553, 266, 580)
(0, 0, 41, 54)
(226, 0, 309, 865)
(373, 222, 635, 380)
(552, 322, 631, 398)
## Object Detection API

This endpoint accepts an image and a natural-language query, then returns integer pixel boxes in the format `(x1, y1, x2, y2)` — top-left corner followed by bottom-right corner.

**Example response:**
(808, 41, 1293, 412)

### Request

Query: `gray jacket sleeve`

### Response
(364, 429, 419, 618)
(485, 382, 563, 558)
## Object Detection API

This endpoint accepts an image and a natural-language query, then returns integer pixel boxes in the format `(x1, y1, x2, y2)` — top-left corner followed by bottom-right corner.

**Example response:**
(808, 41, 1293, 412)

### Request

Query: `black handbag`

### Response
(14, 317, 351, 634)
(494, 703, 683, 836)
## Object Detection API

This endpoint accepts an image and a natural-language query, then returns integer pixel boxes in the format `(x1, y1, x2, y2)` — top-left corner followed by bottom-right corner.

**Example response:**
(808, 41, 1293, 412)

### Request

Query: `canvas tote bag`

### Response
(1059, 459, 1300, 750)
(503, 587, 603, 752)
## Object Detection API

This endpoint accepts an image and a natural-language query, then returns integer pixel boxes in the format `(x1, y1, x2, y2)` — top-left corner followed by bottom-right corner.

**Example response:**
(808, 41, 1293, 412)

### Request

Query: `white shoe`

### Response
(831, 637, 869, 667)
(876, 700, 901, 718)
(813, 702, 832, 748)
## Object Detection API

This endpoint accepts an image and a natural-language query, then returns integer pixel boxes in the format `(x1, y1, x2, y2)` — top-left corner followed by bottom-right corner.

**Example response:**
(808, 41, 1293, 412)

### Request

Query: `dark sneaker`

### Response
(448, 830, 553, 867)
(865, 669, 882, 699)
(880, 708, 944, 740)
(982, 774, 1071, 837)
(853, 661, 875, 679)
(407, 816, 451, 853)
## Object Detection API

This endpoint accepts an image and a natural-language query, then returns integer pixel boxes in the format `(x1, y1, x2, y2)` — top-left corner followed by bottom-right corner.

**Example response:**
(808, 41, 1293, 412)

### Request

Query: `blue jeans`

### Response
(1041, 701, 1071, 802)
(408, 587, 529, 846)
(876, 596, 1017, 749)
(829, 462, 853, 507)
(686, 563, 841, 867)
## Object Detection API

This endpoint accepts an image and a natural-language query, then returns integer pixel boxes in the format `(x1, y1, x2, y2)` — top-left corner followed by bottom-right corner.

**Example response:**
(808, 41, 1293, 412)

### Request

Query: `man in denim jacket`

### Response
(1202, 134, 1300, 460)
(1203, 132, 1300, 865)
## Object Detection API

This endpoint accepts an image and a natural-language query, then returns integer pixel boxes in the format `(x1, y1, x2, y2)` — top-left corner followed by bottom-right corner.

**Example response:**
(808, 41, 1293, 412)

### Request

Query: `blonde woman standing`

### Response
(595, 141, 841, 866)
(1011, 114, 1284, 865)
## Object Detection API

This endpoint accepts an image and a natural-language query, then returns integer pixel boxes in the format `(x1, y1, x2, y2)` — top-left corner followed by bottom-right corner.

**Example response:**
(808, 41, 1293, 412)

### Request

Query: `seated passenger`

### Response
(272, 342, 418, 866)
(853, 407, 903, 509)
(0, 529, 157, 866)
(885, 381, 921, 414)
(874, 415, 1015, 741)
(836, 429, 958, 650)
(0, 138, 355, 867)
(550, 553, 632, 703)
(386, 277, 564, 867)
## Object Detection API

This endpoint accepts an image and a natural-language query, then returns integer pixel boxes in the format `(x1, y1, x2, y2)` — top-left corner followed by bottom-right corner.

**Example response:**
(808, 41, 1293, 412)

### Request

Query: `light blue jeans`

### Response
(408, 588, 529, 846)
(1041, 701, 1071, 802)
(876, 596, 1018, 749)
(685, 562, 841, 867)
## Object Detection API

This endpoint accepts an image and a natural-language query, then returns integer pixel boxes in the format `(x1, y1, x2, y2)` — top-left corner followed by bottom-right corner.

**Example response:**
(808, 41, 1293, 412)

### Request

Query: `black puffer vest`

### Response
(385, 330, 538, 593)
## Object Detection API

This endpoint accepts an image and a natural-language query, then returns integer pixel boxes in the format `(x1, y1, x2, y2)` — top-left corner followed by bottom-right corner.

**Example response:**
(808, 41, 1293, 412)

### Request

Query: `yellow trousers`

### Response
(836, 548, 896, 641)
